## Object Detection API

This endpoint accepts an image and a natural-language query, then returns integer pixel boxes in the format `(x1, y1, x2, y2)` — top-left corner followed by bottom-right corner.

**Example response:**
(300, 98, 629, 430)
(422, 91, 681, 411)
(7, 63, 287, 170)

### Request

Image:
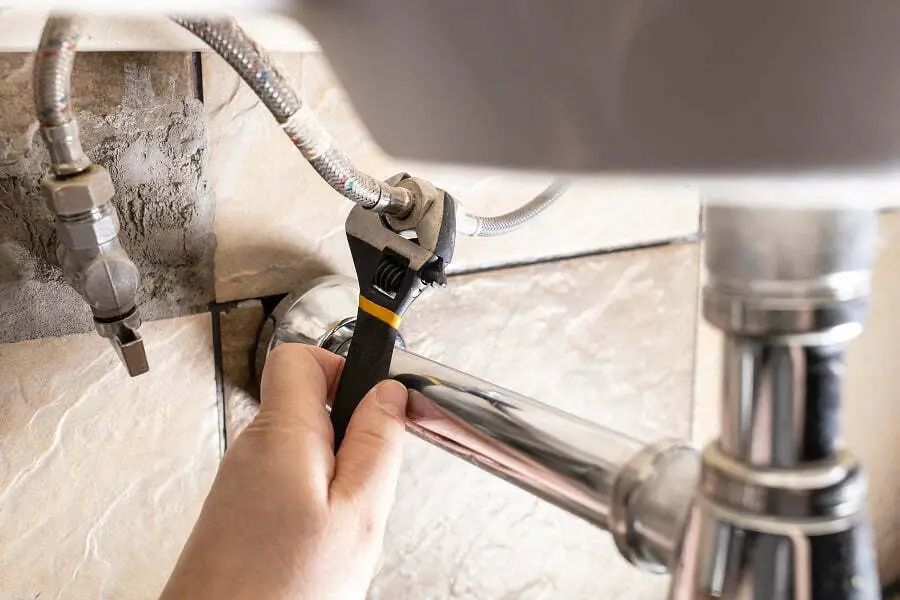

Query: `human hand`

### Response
(159, 344, 408, 600)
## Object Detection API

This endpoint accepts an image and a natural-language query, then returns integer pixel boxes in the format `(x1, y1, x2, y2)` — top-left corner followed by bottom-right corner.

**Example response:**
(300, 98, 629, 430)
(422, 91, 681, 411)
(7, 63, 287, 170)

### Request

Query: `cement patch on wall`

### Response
(0, 53, 215, 342)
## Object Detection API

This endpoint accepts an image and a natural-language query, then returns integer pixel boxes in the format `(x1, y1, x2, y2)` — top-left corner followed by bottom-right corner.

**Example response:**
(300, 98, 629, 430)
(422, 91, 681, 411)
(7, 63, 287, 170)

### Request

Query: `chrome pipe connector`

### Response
(256, 275, 699, 573)
(610, 439, 699, 573)
(702, 206, 876, 338)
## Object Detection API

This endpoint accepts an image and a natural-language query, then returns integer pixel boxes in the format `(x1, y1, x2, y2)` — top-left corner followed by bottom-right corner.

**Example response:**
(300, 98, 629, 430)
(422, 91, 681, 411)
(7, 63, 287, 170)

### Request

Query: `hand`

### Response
(159, 344, 408, 600)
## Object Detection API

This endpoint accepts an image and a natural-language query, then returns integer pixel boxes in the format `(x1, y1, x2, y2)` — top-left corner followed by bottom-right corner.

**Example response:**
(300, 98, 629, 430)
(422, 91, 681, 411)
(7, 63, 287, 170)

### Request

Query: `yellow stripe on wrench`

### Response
(358, 295, 403, 329)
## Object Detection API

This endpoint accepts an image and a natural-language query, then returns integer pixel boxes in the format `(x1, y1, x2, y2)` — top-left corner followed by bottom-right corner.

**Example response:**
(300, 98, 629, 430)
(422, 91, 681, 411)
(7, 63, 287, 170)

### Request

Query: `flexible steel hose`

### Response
(34, 15, 81, 128)
(173, 16, 413, 217)
(34, 15, 91, 175)
(456, 179, 572, 236)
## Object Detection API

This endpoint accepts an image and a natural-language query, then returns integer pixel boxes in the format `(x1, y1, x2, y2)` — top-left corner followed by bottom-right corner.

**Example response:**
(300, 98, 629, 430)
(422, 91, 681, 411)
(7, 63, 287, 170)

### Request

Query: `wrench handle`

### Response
(331, 307, 399, 449)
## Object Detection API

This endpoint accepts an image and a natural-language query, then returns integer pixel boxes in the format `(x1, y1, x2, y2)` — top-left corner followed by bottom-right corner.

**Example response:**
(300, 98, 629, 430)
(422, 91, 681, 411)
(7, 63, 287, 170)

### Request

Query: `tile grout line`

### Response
(213, 234, 703, 309)
(210, 305, 228, 458)
(446, 234, 701, 279)
(190, 51, 205, 103)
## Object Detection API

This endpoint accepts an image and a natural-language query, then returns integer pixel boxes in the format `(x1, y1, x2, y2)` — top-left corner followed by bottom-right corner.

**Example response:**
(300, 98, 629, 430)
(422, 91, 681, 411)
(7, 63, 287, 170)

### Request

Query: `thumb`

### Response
(330, 380, 408, 516)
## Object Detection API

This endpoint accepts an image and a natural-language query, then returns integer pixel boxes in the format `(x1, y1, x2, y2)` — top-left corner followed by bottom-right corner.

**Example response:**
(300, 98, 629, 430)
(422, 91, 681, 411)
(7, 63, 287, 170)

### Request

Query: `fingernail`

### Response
(373, 380, 408, 418)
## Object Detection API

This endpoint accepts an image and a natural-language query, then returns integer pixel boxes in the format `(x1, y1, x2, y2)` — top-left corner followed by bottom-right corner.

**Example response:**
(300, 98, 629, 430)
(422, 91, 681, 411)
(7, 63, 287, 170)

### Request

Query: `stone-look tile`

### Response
(222, 244, 698, 597)
(204, 51, 700, 302)
(690, 240, 720, 446)
(691, 319, 722, 446)
(219, 300, 265, 446)
(403, 243, 698, 441)
(0, 314, 219, 599)
(691, 212, 900, 582)
(203, 52, 355, 303)
(373, 435, 671, 600)
(845, 212, 900, 583)
(0, 53, 215, 343)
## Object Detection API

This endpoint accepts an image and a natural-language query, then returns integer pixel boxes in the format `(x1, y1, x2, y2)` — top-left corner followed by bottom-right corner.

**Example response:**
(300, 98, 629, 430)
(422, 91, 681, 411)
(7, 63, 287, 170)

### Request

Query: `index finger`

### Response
(261, 343, 345, 414)
(256, 344, 344, 450)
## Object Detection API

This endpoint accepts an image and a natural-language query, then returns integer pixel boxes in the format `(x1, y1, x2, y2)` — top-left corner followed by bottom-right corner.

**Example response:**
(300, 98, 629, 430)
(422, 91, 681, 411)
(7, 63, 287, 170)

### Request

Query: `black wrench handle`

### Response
(331, 307, 399, 449)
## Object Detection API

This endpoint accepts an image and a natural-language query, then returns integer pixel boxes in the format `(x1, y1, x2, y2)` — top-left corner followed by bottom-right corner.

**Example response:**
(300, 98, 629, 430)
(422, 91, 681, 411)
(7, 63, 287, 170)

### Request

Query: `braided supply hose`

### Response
(34, 15, 90, 175)
(173, 16, 413, 217)
(456, 179, 572, 237)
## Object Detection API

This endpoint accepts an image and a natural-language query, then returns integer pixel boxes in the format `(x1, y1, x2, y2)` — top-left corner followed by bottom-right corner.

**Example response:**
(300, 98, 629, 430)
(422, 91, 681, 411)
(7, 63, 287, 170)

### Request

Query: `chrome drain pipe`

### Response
(256, 276, 700, 574)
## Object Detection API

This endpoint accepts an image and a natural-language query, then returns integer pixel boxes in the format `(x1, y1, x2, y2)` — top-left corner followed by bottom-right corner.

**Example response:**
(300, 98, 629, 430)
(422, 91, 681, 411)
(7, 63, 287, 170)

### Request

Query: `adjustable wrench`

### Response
(331, 173, 456, 448)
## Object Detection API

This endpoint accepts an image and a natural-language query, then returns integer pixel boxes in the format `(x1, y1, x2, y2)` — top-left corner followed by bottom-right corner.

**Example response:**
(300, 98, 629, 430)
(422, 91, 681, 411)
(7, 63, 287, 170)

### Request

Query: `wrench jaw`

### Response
(346, 232, 428, 321)
(381, 172, 456, 268)
(344, 174, 457, 320)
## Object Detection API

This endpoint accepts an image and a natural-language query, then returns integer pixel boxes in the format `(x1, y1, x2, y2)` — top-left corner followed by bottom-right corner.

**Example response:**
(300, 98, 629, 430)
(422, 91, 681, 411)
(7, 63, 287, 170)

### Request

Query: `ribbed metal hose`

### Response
(34, 15, 91, 175)
(173, 16, 412, 217)
(34, 15, 81, 127)
(457, 179, 572, 236)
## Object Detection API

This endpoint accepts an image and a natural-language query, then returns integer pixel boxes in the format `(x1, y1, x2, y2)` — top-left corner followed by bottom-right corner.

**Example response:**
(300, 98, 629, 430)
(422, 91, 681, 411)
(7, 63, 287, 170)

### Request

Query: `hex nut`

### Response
(56, 213, 119, 249)
(42, 164, 115, 216)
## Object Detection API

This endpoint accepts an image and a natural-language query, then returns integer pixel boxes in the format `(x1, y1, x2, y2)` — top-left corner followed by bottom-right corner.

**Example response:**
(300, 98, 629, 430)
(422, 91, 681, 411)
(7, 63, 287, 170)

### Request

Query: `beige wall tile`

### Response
(691, 212, 900, 583)
(374, 435, 672, 600)
(845, 212, 900, 583)
(402, 243, 698, 442)
(203, 52, 355, 303)
(691, 239, 721, 446)
(691, 319, 722, 446)
(223, 244, 698, 597)
(204, 51, 700, 302)
(0, 314, 219, 599)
